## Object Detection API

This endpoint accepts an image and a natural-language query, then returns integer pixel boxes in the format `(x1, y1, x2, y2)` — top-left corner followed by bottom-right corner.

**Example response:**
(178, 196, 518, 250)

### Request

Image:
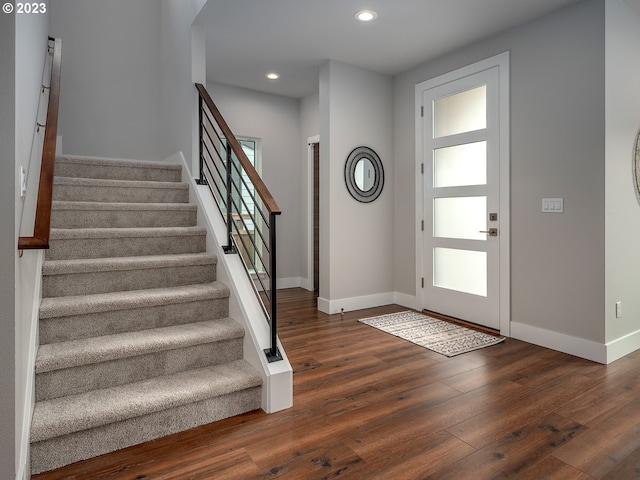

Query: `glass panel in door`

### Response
(433, 196, 486, 241)
(433, 247, 487, 296)
(434, 85, 486, 138)
(434, 141, 486, 187)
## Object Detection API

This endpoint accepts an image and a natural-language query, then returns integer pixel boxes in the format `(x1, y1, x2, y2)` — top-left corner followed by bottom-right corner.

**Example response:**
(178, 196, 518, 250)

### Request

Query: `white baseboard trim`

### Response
(317, 292, 395, 315)
(252, 276, 302, 292)
(606, 328, 640, 364)
(299, 277, 313, 292)
(511, 321, 606, 364)
(277, 277, 302, 290)
(394, 292, 418, 310)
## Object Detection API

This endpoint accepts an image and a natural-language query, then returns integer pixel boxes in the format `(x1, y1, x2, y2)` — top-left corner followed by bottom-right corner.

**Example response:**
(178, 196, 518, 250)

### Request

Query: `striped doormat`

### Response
(358, 311, 504, 357)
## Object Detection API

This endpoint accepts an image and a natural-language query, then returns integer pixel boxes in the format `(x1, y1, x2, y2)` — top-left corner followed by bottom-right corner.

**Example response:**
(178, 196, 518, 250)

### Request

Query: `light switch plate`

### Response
(20, 166, 27, 198)
(542, 198, 563, 213)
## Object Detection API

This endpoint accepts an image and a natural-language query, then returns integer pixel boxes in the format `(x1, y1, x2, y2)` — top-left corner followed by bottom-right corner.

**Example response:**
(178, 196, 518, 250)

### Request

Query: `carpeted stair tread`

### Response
(55, 155, 182, 171)
(53, 176, 189, 203)
(35, 318, 244, 373)
(42, 252, 217, 297)
(31, 359, 262, 443)
(39, 282, 229, 319)
(43, 253, 217, 276)
(51, 201, 198, 229)
(52, 200, 197, 212)
(55, 156, 182, 182)
(47, 227, 207, 260)
(53, 176, 188, 190)
(50, 226, 207, 239)
(32, 156, 263, 473)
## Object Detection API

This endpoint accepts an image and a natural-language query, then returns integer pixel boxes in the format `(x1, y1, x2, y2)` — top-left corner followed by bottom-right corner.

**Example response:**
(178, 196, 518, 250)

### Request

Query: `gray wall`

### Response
(49, 0, 162, 160)
(160, 0, 207, 166)
(1, 11, 16, 480)
(320, 61, 394, 310)
(206, 82, 303, 283)
(605, 0, 640, 343)
(394, 0, 606, 342)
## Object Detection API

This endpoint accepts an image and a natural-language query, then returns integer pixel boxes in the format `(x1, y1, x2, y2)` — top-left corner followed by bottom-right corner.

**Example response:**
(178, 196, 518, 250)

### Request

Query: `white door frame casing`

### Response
(304, 134, 320, 292)
(414, 51, 511, 336)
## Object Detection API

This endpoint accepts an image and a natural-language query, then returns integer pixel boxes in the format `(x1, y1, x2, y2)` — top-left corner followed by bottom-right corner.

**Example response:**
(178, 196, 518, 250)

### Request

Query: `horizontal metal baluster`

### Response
(196, 83, 283, 362)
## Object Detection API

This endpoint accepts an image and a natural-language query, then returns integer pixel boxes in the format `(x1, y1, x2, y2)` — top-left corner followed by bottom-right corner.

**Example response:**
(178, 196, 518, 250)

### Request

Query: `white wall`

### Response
(206, 82, 303, 284)
(604, 0, 640, 356)
(49, 0, 162, 160)
(160, 0, 207, 169)
(394, 0, 606, 346)
(1, 11, 16, 480)
(319, 60, 394, 313)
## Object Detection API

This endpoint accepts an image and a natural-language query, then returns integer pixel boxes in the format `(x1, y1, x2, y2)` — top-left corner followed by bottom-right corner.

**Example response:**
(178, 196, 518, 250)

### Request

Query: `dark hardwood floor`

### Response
(33, 288, 640, 479)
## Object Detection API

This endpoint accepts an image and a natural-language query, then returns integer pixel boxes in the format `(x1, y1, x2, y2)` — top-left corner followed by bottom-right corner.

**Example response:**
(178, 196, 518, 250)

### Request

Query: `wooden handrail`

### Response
(195, 83, 281, 215)
(18, 37, 62, 250)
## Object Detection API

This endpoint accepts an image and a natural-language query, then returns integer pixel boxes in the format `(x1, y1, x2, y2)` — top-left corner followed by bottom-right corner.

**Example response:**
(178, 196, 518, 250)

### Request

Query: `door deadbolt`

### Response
(479, 228, 498, 237)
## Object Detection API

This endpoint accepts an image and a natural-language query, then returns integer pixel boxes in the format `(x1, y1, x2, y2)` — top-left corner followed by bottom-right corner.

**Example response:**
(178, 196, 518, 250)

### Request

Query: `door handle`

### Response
(479, 228, 498, 237)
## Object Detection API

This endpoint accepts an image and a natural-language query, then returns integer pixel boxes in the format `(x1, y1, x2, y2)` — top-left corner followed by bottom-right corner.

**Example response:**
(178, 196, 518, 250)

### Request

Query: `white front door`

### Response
(416, 54, 509, 332)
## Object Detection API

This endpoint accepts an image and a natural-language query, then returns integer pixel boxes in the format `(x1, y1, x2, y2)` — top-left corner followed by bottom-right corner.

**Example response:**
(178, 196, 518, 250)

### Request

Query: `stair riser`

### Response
(51, 209, 197, 229)
(43, 264, 216, 297)
(36, 338, 244, 401)
(39, 297, 230, 344)
(54, 163, 181, 182)
(31, 386, 261, 474)
(47, 235, 207, 260)
(53, 185, 189, 204)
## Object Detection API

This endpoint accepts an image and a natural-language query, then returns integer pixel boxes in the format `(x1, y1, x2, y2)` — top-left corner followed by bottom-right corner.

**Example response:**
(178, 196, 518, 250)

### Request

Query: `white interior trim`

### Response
(318, 292, 395, 315)
(414, 51, 511, 336)
(511, 321, 606, 364)
(172, 151, 293, 413)
(17, 249, 44, 480)
(276, 277, 303, 289)
(393, 292, 419, 311)
(305, 134, 319, 293)
(606, 328, 640, 364)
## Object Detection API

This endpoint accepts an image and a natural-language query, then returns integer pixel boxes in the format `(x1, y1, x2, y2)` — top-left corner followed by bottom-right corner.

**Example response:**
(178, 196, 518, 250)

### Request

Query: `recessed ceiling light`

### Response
(355, 9, 377, 22)
(266, 72, 280, 80)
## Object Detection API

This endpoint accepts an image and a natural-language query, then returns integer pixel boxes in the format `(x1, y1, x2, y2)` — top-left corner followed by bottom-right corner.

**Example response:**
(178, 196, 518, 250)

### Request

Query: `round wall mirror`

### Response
(344, 146, 384, 203)
(635, 130, 640, 202)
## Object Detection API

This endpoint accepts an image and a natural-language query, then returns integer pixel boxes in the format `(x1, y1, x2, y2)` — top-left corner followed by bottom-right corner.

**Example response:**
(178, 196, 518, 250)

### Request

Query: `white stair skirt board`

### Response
(18, 249, 45, 480)
(178, 151, 292, 415)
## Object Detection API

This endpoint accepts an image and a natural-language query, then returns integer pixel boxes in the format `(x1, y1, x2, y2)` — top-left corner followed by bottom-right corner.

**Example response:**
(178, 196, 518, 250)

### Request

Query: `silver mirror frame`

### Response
(635, 130, 640, 204)
(344, 146, 384, 203)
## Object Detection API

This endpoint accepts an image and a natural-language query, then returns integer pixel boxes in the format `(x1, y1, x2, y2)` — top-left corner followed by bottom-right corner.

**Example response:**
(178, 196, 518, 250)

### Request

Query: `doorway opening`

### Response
(307, 135, 320, 297)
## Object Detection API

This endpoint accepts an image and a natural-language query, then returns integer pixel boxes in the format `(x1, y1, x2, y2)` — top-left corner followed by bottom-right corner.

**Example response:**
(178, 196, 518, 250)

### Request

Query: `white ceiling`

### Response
(194, 0, 636, 98)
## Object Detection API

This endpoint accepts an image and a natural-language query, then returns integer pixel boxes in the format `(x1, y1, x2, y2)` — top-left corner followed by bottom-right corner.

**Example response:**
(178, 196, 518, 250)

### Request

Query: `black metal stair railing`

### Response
(195, 83, 283, 363)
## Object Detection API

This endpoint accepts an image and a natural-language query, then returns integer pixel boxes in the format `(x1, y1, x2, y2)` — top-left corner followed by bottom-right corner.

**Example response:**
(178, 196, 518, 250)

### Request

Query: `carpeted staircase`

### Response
(30, 156, 262, 474)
